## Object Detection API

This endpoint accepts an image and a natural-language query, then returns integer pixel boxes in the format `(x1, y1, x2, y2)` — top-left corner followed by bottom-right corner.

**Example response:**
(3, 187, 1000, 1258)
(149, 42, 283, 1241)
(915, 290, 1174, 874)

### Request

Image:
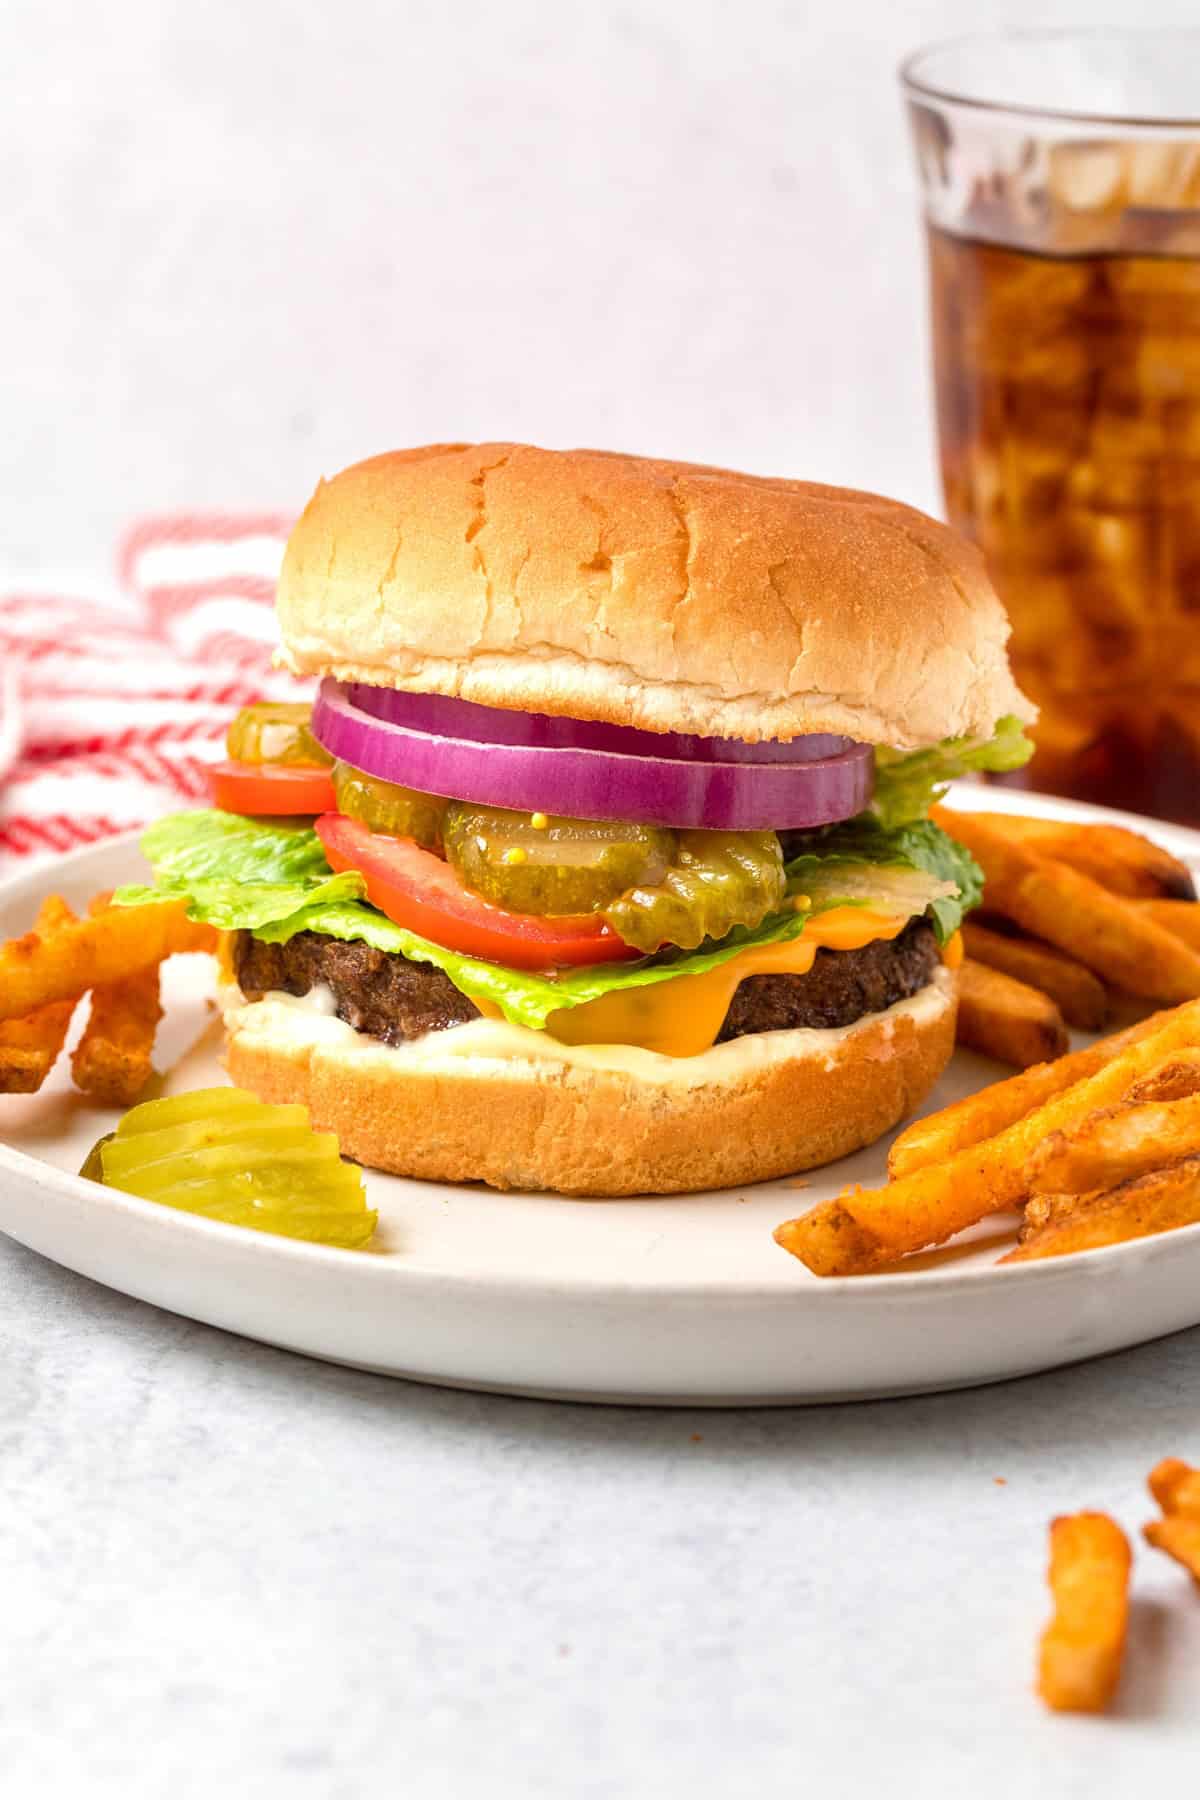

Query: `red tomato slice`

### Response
(315, 813, 640, 970)
(210, 760, 336, 816)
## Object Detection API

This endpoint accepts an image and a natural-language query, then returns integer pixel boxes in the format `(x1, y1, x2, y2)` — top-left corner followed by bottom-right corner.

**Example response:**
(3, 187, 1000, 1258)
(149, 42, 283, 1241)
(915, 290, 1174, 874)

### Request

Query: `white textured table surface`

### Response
(3, 1230, 1198, 1797)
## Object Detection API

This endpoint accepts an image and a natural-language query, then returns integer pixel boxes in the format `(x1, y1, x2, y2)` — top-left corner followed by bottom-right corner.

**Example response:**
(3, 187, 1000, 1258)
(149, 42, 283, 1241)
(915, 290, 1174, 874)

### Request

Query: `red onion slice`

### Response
(312, 681, 873, 831)
(347, 684, 852, 765)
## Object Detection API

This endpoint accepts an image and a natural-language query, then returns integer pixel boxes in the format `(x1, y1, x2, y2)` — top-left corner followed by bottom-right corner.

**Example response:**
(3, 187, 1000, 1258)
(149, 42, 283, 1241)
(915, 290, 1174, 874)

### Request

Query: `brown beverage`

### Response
(928, 226, 1200, 823)
(904, 29, 1200, 823)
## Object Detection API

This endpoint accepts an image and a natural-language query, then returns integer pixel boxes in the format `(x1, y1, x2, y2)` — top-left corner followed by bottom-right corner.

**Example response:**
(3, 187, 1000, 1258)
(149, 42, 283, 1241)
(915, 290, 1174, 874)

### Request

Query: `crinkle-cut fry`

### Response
(1030, 1094, 1200, 1195)
(0, 896, 79, 1093)
(1001, 1155, 1200, 1264)
(956, 958, 1070, 1069)
(0, 899, 215, 1022)
(1137, 898, 1200, 952)
(1038, 1513, 1132, 1714)
(888, 1011, 1169, 1182)
(961, 921, 1109, 1032)
(71, 961, 163, 1106)
(778, 1003, 1200, 1275)
(1126, 1048, 1200, 1104)
(931, 807, 1200, 1002)
(1148, 1457, 1200, 1518)
(1142, 1517, 1200, 1586)
(983, 813, 1196, 900)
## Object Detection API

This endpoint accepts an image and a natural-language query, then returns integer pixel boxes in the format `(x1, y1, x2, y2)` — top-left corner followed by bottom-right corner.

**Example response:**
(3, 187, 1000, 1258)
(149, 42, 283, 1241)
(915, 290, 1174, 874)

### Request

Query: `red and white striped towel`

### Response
(0, 515, 305, 874)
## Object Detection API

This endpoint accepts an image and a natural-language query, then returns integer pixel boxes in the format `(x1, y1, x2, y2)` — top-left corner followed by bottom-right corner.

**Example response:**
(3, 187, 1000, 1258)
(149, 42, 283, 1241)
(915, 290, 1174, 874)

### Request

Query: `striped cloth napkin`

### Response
(0, 515, 306, 874)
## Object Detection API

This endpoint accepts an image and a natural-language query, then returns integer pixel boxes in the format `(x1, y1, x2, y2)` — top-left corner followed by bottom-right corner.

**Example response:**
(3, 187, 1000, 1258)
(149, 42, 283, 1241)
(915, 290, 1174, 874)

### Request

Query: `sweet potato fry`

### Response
(778, 1003, 1200, 1275)
(0, 900, 215, 1022)
(932, 808, 1200, 1002)
(0, 896, 79, 1093)
(1142, 1516, 1200, 1586)
(961, 922, 1108, 1031)
(956, 958, 1070, 1068)
(1030, 1095, 1200, 1196)
(1002, 1155, 1200, 1264)
(1148, 1457, 1200, 1518)
(71, 961, 163, 1106)
(1038, 1513, 1131, 1713)
(1125, 1048, 1200, 1104)
(1136, 898, 1200, 953)
(986, 814, 1196, 900)
(888, 1010, 1172, 1183)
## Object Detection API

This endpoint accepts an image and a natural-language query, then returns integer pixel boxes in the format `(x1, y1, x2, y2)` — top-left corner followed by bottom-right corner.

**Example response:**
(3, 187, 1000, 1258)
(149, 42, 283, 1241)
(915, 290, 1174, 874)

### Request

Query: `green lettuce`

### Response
(784, 817, 982, 944)
(116, 812, 366, 929)
(872, 715, 1034, 830)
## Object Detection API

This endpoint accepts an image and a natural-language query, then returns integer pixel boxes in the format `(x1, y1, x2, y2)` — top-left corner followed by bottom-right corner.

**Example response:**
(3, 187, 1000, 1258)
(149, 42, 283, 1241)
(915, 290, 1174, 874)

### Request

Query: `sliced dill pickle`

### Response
(331, 762, 448, 850)
(80, 1134, 115, 1182)
(603, 830, 786, 952)
(443, 804, 675, 916)
(226, 702, 332, 767)
(93, 1088, 376, 1248)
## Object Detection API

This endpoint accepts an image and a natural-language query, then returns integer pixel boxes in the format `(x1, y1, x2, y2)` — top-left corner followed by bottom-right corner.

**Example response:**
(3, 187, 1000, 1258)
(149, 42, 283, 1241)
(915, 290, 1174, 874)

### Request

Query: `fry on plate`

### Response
(0, 898, 215, 1022)
(1002, 1155, 1200, 1264)
(777, 1003, 1200, 1276)
(1142, 1516, 1200, 1586)
(1148, 1457, 1200, 1518)
(71, 960, 163, 1107)
(1136, 898, 1200, 952)
(0, 896, 79, 1093)
(1029, 1095, 1200, 1196)
(984, 814, 1196, 900)
(961, 921, 1108, 1032)
(887, 1011, 1171, 1182)
(932, 807, 1200, 1003)
(1037, 1513, 1132, 1714)
(956, 957, 1070, 1069)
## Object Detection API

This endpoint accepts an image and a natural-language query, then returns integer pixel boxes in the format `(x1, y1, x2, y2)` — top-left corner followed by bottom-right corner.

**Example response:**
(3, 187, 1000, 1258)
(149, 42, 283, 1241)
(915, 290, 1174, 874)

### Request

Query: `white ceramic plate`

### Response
(1, 784, 1199, 1405)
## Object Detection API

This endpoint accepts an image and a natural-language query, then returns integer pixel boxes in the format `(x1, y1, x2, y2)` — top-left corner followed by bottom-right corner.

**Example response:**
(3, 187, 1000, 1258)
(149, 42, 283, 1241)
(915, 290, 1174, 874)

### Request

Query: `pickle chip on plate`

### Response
(80, 1087, 377, 1249)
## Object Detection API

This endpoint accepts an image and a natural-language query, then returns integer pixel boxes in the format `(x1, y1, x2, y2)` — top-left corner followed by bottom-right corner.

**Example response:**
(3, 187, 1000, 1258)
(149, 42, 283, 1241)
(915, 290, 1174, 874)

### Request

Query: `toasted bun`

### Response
(275, 444, 1032, 750)
(221, 969, 956, 1197)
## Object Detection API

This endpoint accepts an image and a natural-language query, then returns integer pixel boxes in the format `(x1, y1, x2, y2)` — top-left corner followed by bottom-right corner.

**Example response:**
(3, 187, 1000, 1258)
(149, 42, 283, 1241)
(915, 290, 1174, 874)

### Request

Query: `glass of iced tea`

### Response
(903, 30, 1200, 823)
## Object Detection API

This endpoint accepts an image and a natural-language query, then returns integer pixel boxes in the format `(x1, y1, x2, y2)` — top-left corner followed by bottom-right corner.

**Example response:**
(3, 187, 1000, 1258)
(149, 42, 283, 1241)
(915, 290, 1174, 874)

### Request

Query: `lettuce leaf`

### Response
(118, 807, 977, 1032)
(871, 715, 1034, 830)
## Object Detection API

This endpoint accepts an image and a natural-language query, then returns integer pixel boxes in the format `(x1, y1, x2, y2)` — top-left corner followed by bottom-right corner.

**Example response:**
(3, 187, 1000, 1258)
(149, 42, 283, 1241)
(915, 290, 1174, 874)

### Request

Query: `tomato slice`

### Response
(210, 760, 336, 816)
(315, 813, 640, 970)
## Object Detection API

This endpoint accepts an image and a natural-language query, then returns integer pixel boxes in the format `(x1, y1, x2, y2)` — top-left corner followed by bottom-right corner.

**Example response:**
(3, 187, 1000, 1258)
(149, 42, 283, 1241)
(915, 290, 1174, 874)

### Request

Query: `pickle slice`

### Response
(91, 1087, 376, 1248)
(331, 762, 448, 851)
(226, 702, 332, 767)
(80, 1134, 115, 1182)
(604, 830, 786, 952)
(443, 804, 675, 916)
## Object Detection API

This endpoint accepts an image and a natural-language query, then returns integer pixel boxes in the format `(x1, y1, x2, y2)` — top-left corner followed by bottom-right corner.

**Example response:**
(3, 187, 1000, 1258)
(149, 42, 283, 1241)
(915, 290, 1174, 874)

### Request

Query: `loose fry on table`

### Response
(777, 1003, 1200, 1276)
(1142, 1516, 1200, 1586)
(1030, 1094, 1200, 1196)
(961, 921, 1108, 1031)
(956, 958, 1070, 1069)
(71, 961, 163, 1106)
(0, 900, 215, 1022)
(985, 814, 1196, 900)
(1148, 1457, 1200, 1517)
(1002, 1155, 1200, 1264)
(1136, 898, 1200, 953)
(932, 806, 1200, 1002)
(0, 896, 79, 1093)
(1125, 1048, 1200, 1104)
(887, 1011, 1171, 1181)
(1037, 1513, 1132, 1714)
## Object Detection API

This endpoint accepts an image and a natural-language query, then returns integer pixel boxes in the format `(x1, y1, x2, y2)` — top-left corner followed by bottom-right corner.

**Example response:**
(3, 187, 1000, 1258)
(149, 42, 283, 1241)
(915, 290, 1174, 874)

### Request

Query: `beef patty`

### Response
(234, 916, 940, 1048)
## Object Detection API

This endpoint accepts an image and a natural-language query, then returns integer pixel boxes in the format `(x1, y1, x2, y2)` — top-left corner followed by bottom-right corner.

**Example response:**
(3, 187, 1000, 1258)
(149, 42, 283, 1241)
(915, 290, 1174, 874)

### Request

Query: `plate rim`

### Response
(2, 787, 1199, 1308)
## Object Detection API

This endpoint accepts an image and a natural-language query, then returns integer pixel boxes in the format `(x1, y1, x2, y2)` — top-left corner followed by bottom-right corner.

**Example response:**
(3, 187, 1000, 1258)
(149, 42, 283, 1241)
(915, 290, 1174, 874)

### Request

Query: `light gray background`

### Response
(3, 0, 1197, 576)
(5, 5, 1200, 1794)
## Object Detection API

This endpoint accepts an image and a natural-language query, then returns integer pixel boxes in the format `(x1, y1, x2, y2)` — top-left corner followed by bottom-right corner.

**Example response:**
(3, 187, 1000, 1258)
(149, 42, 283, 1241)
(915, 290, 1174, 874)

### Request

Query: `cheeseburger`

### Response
(123, 444, 1034, 1194)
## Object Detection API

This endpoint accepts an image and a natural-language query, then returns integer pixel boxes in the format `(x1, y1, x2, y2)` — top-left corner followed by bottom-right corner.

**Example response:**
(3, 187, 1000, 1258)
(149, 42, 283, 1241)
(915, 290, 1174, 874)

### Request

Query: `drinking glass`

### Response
(903, 30, 1200, 822)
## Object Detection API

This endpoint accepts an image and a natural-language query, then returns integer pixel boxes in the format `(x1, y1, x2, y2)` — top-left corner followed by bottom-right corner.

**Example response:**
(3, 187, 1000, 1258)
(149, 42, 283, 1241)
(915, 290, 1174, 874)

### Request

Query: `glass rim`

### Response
(901, 27, 1200, 131)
